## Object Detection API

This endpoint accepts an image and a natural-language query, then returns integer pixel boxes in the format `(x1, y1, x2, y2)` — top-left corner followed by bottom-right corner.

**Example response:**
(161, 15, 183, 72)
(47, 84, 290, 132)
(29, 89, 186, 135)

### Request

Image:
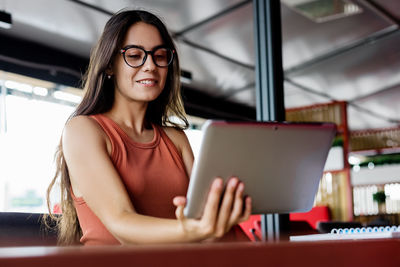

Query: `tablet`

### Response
(184, 120, 336, 219)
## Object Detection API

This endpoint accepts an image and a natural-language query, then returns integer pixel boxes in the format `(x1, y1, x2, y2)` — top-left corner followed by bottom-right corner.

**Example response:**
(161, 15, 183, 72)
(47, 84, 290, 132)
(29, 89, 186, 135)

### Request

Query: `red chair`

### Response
(289, 205, 331, 229)
(239, 206, 331, 241)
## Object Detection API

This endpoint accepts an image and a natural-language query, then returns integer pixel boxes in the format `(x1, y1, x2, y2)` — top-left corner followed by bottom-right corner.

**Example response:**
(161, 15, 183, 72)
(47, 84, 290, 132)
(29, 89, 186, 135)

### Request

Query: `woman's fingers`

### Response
(173, 196, 187, 221)
(228, 182, 245, 226)
(201, 178, 223, 227)
(184, 177, 252, 240)
(175, 204, 185, 221)
(215, 177, 239, 236)
(173, 196, 187, 207)
(238, 196, 252, 223)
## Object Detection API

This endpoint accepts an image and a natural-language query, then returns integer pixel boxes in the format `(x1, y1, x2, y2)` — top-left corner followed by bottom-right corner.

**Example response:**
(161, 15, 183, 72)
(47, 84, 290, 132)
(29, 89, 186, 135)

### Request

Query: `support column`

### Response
(253, 0, 285, 241)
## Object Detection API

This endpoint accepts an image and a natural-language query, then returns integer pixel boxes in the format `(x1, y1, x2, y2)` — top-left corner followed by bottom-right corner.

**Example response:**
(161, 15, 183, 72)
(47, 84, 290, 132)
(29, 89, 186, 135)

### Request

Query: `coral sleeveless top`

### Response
(72, 114, 189, 245)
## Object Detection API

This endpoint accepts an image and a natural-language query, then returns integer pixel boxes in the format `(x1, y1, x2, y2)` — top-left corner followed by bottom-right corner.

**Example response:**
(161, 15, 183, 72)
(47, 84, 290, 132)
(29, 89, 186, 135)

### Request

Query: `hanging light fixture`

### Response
(282, 0, 363, 23)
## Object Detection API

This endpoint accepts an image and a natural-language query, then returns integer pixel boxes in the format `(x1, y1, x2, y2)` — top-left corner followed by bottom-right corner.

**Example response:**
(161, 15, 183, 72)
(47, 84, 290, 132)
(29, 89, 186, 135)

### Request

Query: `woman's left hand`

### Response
(216, 178, 252, 237)
(173, 177, 252, 240)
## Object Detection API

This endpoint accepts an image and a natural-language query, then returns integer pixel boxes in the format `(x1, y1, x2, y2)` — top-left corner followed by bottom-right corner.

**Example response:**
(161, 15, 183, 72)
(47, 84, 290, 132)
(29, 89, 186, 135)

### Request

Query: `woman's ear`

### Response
(105, 66, 113, 76)
(106, 61, 114, 74)
(105, 66, 113, 79)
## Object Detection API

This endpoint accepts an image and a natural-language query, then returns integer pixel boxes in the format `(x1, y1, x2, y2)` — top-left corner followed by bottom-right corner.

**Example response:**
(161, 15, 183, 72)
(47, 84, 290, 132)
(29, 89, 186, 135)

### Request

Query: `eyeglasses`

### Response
(120, 45, 174, 68)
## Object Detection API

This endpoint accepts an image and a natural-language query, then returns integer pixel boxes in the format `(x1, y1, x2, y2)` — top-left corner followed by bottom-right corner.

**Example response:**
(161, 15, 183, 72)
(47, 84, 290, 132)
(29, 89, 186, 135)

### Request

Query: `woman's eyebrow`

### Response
(123, 44, 165, 50)
(126, 44, 144, 49)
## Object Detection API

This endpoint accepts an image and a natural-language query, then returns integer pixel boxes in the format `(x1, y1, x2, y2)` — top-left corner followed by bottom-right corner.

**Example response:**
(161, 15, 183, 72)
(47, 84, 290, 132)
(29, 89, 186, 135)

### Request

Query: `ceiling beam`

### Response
(176, 37, 254, 69)
(285, 25, 399, 75)
(0, 34, 88, 87)
(348, 82, 400, 103)
(173, 0, 251, 37)
(363, 0, 400, 27)
(68, 0, 113, 16)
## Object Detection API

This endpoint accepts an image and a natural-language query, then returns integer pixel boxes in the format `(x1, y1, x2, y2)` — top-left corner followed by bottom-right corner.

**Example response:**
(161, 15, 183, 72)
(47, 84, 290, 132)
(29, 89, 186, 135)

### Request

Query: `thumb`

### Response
(173, 196, 187, 207)
(175, 205, 185, 220)
(173, 196, 187, 220)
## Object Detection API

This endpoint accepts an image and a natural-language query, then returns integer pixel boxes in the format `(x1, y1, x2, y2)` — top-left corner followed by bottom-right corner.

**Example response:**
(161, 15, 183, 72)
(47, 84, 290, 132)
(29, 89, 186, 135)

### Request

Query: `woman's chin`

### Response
(124, 87, 163, 102)
(136, 93, 162, 103)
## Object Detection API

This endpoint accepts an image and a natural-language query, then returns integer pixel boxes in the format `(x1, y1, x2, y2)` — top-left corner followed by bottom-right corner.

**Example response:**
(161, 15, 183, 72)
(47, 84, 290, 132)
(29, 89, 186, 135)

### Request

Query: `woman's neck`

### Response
(105, 100, 150, 136)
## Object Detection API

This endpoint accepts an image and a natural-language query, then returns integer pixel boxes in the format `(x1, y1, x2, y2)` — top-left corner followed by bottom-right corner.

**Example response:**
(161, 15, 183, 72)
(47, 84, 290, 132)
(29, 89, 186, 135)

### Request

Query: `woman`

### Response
(46, 9, 251, 245)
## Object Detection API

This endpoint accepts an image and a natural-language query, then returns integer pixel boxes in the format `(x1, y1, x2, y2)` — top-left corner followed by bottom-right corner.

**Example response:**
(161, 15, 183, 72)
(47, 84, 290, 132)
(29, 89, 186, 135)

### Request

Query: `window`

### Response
(0, 71, 80, 213)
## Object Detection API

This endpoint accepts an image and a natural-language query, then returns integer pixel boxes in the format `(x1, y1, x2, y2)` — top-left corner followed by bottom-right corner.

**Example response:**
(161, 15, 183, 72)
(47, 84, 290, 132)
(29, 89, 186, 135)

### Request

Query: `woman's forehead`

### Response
(123, 22, 164, 49)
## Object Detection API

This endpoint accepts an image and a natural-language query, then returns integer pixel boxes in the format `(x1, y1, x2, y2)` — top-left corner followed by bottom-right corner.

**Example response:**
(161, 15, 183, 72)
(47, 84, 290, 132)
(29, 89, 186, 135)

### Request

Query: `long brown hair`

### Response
(45, 9, 188, 245)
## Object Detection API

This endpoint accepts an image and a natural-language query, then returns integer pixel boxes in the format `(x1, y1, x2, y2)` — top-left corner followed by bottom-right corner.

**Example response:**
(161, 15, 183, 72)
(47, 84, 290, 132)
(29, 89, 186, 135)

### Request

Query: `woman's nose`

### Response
(142, 54, 157, 71)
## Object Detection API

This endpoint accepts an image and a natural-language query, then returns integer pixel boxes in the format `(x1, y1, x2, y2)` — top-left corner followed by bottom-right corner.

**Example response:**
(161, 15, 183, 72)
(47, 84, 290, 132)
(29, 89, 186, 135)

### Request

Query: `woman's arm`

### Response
(63, 116, 251, 244)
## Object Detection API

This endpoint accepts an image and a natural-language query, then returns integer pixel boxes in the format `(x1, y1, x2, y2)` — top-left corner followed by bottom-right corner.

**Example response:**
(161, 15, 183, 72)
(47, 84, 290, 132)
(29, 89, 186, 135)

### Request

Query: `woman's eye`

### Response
(127, 54, 141, 59)
(155, 55, 166, 59)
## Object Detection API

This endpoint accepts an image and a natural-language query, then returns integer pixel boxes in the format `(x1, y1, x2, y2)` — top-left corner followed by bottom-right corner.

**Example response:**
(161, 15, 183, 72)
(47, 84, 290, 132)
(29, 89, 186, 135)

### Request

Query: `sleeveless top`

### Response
(72, 114, 189, 245)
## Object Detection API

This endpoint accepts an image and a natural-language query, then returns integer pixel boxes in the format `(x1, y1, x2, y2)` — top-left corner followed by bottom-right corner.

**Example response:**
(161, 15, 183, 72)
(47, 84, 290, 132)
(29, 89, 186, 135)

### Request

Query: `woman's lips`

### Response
(136, 79, 157, 86)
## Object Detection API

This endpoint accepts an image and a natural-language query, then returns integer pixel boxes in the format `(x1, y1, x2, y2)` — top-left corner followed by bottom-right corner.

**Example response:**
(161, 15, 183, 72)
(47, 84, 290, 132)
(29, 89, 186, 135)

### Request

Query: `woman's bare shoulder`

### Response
(63, 115, 109, 148)
(162, 126, 194, 175)
(65, 115, 96, 129)
(64, 115, 102, 135)
(162, 125, 185, 135)
(162, 126, 189, 148)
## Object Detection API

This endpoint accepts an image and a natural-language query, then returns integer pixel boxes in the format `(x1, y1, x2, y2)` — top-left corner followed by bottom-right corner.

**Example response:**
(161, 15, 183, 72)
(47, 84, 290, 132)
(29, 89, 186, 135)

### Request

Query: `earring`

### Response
(107, 75, 112, 79)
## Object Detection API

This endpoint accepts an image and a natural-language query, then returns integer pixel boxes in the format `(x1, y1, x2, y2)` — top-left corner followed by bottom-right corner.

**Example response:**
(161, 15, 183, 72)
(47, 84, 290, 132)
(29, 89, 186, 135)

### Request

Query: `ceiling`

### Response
(0, 0, 399, 130)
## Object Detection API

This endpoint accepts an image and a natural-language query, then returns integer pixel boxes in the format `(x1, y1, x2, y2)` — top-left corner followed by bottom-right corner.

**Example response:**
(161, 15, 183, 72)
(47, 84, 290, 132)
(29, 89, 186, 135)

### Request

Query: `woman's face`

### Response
(111, 22, 169, 104)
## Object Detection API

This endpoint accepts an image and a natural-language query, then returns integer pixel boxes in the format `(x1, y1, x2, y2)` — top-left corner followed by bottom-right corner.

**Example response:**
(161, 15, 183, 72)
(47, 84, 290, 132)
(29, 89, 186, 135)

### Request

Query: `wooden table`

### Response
(0, 239, 399, 267)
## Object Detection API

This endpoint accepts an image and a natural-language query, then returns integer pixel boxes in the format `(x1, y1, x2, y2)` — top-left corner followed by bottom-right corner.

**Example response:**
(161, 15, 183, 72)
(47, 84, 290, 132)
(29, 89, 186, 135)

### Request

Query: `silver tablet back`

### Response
(184, 120, 336, 219)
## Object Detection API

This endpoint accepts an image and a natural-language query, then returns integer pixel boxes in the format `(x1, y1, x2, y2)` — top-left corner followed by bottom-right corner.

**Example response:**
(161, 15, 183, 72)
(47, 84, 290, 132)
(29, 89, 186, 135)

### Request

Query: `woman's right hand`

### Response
(173, 177, 252, 241)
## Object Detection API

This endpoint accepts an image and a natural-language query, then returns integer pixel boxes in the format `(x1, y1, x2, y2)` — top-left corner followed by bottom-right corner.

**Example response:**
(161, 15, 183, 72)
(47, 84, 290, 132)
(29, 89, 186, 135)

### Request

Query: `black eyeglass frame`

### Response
(120, 45, 175, 68)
